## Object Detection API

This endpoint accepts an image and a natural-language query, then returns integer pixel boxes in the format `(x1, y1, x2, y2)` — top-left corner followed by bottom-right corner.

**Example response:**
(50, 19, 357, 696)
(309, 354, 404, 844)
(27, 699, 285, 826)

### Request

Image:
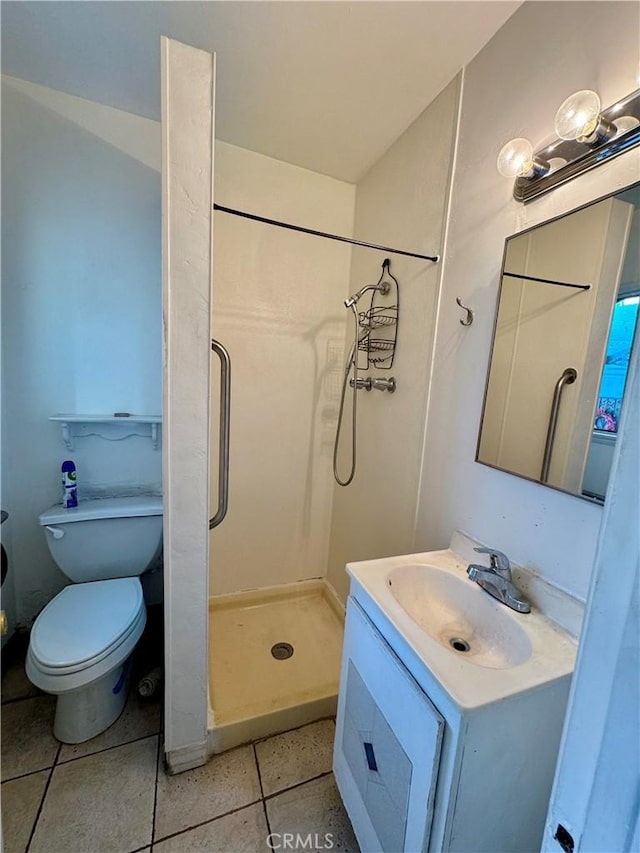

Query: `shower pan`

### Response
(208, 580, 344, 753)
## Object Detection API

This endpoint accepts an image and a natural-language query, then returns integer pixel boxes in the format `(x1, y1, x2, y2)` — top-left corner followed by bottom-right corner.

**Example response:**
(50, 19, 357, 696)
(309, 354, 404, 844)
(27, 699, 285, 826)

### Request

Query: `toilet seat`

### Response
(30, 578, 144, 672)
(27, 578, 146, 694)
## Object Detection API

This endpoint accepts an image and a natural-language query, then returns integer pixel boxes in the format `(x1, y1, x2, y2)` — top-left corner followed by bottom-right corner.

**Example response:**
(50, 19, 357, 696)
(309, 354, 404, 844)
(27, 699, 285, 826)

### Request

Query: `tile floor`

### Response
(2, 654, 359, 853)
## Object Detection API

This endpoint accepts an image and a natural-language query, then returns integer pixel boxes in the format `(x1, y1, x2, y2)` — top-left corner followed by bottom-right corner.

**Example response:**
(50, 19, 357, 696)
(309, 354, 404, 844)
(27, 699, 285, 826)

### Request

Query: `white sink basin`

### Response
(387, 564, 532, 669)
(346, 537, 577, 709)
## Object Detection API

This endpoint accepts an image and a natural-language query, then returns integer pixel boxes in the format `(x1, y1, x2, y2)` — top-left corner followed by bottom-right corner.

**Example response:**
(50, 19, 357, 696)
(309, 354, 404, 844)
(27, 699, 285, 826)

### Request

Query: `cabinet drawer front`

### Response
(335, 597, 444, 853)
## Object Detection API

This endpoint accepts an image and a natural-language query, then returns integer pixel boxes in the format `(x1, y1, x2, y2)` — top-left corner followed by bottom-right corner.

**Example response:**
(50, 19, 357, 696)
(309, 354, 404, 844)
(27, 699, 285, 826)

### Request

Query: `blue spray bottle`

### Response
(62, 460, 78, 508)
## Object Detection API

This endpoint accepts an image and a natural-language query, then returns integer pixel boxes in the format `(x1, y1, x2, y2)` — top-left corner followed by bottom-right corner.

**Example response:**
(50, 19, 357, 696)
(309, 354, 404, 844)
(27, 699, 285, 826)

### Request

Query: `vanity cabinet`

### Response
(334, 592, 572, 853)
(335, 597, 444, 852)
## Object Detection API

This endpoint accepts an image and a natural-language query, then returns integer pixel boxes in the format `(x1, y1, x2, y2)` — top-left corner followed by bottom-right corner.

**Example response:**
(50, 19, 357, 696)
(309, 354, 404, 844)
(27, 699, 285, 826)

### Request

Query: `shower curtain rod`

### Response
(213, 204, 440, 263)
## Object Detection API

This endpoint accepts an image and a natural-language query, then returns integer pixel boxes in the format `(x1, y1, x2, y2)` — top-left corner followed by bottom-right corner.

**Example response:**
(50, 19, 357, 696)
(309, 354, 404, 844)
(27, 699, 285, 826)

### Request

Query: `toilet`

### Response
(26, 495, 163, 743)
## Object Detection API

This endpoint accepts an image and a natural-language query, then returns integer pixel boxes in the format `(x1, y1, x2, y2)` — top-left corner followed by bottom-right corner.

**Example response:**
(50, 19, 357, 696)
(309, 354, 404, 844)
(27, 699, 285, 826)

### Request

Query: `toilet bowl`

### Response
(27, 578, 147, 742)
(27, 495, 162, 743)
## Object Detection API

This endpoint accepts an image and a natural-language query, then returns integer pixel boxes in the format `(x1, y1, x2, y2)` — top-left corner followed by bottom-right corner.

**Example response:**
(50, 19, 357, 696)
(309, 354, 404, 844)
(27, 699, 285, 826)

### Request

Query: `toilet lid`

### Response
(30, 578, 144, 670)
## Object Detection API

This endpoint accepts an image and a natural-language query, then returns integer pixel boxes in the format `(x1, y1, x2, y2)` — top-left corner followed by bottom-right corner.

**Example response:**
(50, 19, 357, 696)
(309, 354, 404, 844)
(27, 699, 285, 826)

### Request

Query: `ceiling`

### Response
(1, 1, 520, 182)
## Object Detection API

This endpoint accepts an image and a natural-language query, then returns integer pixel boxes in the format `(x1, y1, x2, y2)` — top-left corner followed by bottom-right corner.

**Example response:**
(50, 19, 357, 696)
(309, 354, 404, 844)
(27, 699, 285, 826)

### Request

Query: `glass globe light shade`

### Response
(554, 90, 601, 141)
(496, 138, 535, 178)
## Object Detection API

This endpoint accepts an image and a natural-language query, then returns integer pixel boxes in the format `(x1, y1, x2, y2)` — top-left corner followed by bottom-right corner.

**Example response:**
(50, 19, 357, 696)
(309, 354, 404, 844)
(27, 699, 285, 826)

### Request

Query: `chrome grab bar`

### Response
(209, 339, 231, 530)
(540, 367, 577, 483)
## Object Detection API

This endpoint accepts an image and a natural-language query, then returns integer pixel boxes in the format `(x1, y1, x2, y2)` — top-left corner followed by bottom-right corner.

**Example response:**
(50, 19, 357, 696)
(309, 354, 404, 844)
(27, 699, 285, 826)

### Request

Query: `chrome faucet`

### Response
(467, 547, 531, 613)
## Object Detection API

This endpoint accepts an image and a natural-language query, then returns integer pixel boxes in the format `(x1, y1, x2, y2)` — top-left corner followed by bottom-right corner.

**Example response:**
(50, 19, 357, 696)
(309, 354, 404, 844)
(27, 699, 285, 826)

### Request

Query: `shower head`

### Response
(344, 281, 390, 308)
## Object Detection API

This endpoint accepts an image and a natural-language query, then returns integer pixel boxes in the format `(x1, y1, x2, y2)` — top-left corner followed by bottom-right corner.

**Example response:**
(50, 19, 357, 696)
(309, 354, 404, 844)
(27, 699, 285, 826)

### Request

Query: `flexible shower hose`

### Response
(333, 305, 360, 486)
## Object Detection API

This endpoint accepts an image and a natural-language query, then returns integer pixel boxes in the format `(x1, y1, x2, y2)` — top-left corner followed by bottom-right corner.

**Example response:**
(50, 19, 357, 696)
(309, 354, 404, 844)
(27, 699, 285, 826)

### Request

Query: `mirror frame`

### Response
(475, 179, 640, 504)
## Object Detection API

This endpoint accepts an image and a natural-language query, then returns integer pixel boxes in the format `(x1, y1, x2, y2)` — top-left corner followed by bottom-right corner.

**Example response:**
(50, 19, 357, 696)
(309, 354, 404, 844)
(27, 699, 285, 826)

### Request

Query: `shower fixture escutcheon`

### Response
(349, 376, 396, 393)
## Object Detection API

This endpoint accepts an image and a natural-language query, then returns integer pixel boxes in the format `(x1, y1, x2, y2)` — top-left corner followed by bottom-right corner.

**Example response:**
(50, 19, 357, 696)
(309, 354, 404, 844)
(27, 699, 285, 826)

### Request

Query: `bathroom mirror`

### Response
(477, 183, 640, 503)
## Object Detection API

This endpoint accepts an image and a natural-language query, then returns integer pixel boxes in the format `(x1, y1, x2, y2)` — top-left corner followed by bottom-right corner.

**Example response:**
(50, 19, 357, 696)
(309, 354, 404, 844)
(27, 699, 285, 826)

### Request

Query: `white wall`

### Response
(0, 73, 355, 618)
(1, 77, 162, 624)
(417, 1, 640, 601)
(210, 142, 355, 594)
(327, 78, 460, 602)
(543, 333, 639, 852)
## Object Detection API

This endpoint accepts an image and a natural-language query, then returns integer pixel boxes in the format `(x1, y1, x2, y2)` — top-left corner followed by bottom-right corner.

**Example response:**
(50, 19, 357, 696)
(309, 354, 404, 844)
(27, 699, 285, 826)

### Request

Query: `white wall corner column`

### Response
(543, 341, 639, 851)
(161, 36, 215, 774)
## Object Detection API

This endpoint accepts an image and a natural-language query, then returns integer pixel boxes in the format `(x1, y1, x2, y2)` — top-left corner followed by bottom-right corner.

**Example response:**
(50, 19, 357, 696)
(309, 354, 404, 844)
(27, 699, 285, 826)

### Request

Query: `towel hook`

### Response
(456, 297, 474, 327)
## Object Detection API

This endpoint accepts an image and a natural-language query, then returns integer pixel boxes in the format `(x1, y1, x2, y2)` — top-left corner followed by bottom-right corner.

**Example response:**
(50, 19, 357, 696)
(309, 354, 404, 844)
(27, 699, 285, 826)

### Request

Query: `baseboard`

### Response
(164, 739, 208, 774)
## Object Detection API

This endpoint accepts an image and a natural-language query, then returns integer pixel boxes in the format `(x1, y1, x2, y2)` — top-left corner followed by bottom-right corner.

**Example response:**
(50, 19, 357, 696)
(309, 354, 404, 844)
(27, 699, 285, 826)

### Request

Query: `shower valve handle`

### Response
(349, 377, 396, 393)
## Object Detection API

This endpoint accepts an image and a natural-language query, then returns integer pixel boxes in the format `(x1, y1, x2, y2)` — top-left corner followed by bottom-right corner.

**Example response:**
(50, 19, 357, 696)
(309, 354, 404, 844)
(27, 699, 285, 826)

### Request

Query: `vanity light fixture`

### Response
(497, 86, 640, 203)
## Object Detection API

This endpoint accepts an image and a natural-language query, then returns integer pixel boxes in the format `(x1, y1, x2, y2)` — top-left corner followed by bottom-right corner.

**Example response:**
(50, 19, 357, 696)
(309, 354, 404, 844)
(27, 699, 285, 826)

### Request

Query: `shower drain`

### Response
(271, 642, 294, 660)
(449, 637, 471, 653)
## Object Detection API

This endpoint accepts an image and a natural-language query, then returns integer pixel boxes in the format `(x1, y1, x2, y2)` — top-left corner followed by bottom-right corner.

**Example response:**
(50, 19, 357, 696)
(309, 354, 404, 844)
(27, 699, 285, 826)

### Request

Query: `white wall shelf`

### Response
(49, 414, 162, 451)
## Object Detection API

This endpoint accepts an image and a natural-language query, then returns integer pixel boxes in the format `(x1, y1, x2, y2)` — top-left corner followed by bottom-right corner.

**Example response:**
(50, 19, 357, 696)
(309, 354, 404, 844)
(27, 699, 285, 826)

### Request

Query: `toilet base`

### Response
(53, 656, 133, 743)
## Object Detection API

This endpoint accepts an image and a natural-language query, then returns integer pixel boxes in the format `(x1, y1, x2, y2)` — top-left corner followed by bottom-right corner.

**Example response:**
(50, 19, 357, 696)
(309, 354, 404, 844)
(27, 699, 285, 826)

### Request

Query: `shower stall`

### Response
(161, 41, 458, 768)
(205, 142, 443, 751)
(206, 145, 364, 751)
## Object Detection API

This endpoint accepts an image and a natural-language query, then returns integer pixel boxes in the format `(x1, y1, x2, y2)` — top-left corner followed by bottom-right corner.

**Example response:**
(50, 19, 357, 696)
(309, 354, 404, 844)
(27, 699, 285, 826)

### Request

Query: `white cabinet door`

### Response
(334, 598, 444, 853)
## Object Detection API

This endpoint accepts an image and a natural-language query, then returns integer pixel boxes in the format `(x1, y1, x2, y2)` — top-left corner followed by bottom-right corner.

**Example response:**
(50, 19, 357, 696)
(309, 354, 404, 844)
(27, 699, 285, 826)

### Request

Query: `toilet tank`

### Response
(39, 496, 163, 583)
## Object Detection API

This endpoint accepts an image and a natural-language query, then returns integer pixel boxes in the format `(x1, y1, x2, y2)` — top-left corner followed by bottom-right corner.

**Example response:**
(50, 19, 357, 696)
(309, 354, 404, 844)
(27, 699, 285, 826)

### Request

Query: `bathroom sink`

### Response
(386, 564, 532, 669)
(345, 533, 577, 710)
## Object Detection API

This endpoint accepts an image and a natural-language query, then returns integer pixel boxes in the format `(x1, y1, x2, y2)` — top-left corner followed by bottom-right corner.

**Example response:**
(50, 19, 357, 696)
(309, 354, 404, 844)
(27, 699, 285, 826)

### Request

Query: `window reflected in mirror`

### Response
(594, 294, 639, 432)
(477, 183, 640, 504)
